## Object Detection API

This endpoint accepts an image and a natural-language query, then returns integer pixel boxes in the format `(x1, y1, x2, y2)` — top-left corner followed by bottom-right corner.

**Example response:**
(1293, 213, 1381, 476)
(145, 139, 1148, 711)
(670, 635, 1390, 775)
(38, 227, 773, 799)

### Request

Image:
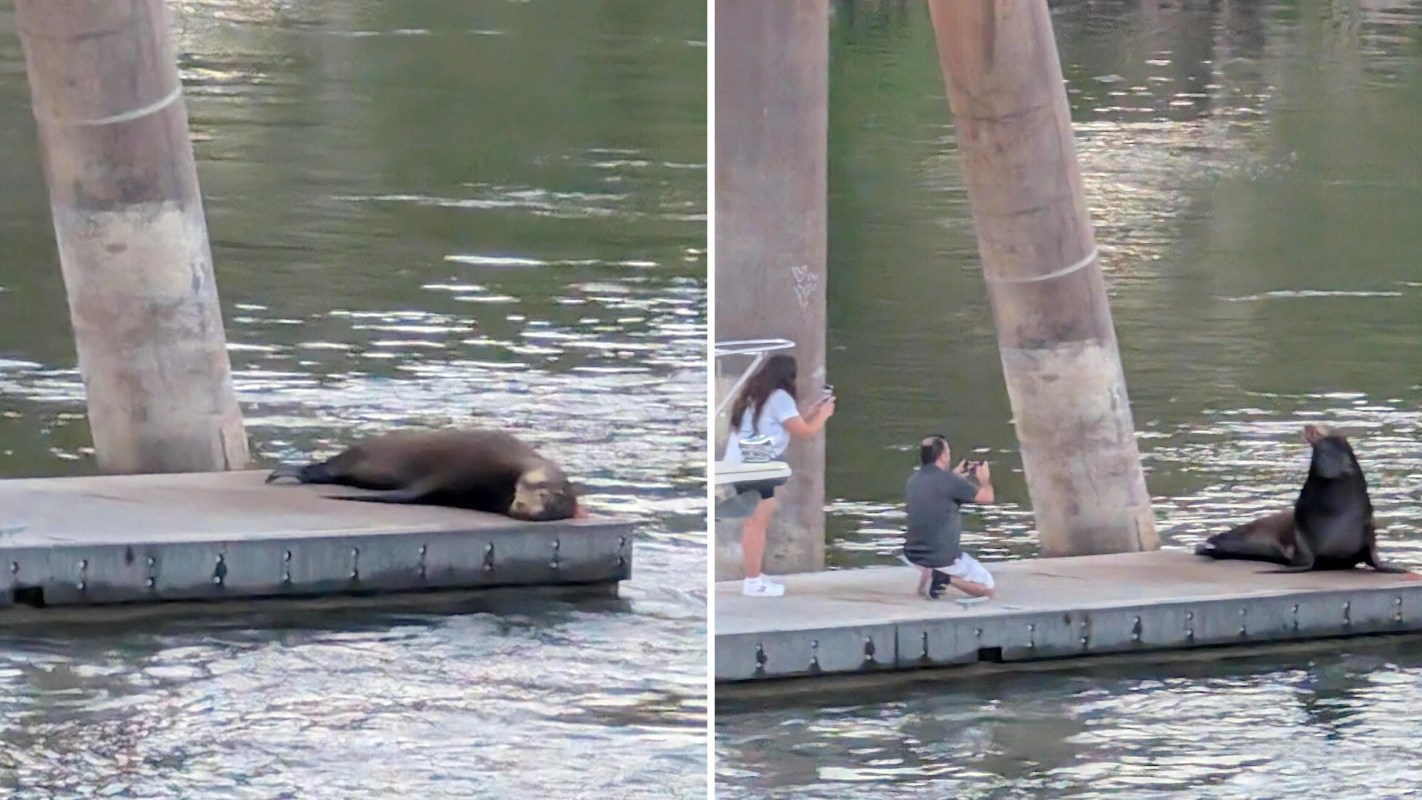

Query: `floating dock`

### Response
(0, 471, 633, 612)
(715, 550, 1422, 683)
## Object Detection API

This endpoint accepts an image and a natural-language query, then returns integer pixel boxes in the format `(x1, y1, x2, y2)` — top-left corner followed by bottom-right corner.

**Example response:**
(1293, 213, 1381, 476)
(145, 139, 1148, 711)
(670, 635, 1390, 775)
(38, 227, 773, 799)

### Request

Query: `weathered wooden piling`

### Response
(714, 0, 830, 578)
(926, 0, 1157, 556)
(14, 0, 249, 474)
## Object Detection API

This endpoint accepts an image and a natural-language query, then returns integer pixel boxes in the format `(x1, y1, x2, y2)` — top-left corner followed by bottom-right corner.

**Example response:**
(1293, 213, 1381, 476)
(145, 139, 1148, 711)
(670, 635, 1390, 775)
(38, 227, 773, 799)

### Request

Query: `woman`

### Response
(722, 354, 835, 597)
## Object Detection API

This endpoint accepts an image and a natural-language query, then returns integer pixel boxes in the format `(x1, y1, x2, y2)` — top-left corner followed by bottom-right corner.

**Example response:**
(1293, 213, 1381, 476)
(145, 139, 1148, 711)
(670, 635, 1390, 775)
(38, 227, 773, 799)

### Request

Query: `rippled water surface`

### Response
(719, 0, 1422, 796)
(0, 1, 706, 797)
(718, 637, 1422, 799)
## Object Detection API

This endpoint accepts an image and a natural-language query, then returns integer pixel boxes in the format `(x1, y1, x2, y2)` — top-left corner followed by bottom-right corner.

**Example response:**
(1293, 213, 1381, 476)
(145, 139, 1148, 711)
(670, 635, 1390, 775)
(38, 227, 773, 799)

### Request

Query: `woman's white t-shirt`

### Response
(723, 389, 800, 463)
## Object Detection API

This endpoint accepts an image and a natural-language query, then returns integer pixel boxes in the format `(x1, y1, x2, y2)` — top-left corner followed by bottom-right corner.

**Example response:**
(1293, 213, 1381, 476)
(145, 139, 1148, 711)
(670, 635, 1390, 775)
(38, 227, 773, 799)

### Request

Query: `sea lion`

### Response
(1194, 508, 1299, 566)
(265, 428, 586, 521)
(1195, 423, 1411, 574)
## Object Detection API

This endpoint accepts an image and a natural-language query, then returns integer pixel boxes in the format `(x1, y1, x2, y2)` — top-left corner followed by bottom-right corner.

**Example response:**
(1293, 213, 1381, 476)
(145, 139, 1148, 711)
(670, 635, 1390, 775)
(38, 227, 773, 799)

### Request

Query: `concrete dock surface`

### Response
(715, 550, 1422, 682)
(0, 470, 634, 610)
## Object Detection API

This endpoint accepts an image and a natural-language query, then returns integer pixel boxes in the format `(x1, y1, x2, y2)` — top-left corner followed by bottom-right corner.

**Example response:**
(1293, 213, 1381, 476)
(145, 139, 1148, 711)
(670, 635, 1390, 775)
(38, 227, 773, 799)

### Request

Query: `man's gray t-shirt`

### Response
(903, 463, 979, 568)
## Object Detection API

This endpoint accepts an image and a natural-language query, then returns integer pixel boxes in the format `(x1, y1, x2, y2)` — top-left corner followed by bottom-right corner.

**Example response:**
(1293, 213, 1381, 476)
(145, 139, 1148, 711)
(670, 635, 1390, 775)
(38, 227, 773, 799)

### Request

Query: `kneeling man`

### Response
(902, 433, 996, 601)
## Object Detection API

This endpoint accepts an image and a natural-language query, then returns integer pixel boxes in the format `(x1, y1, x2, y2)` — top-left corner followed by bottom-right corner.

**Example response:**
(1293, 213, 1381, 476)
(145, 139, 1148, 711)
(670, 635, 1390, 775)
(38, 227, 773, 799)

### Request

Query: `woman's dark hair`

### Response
(730, 354, 799, 433)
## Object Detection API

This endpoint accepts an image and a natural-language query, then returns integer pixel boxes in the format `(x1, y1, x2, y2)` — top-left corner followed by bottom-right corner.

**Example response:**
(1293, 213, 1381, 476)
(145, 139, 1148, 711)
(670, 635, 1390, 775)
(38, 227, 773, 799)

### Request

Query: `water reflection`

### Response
(718, 639, 1422, 799)
(0, 0, 705, 797)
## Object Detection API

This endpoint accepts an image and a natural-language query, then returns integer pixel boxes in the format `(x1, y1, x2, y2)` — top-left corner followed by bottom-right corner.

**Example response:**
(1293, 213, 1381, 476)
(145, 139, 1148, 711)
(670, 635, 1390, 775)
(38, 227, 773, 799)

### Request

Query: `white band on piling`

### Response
(43, 85, 185, 127)
(985, 246, 1100, 284)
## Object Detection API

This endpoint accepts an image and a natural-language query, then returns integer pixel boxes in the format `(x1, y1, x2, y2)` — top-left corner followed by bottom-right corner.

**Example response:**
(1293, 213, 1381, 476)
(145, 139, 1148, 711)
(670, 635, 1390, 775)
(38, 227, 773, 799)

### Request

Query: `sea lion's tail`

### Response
(265, 462, 334, 484)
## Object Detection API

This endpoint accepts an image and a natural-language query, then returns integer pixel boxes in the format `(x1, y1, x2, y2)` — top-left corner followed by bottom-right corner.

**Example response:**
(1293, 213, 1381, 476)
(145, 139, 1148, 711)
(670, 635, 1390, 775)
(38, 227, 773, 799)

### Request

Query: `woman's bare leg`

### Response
(741, 496, 777, 578)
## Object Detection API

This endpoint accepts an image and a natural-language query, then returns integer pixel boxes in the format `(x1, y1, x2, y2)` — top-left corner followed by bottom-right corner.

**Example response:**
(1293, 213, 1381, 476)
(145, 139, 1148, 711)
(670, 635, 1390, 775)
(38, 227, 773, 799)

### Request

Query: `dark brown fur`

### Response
(265, 428, 583, 521)
(1195, 509, 1299, 565)
(1195, 423, 1414, 575)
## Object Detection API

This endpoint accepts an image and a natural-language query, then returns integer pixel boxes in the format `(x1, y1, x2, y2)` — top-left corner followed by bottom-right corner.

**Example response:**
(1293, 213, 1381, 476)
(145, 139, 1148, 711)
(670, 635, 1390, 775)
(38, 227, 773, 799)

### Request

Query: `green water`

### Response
(821, 0, 1422, 569)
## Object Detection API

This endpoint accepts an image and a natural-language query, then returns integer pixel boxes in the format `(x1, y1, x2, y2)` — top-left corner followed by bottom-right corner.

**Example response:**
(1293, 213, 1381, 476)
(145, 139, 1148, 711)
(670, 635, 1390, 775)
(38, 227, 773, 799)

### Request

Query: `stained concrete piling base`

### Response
(715, 551, 1422, 683)
(0, 471, 634, 613)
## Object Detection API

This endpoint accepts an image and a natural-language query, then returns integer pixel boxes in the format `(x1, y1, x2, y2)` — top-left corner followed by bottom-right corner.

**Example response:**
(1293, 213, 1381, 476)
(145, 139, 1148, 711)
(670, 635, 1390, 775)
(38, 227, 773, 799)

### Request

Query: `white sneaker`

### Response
(742, 576, 785, 597)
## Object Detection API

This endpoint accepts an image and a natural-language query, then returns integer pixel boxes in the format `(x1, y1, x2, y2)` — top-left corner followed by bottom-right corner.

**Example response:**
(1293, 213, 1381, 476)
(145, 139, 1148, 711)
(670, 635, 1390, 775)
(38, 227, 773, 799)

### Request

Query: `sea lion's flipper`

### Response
(1368, 560, 1413, 574)
(1362, 542, 1413, 574)
(1258, 526, 1316, 573)
(1195, 511, 1295, 565)
(265, 464, 303, 483)
(322, 474, 442, 506)
(266, 462, 336, 485)
(1356, 521, 1412, 574)
(325, 487, 431, 505)
(1195, 536, 1293, 564)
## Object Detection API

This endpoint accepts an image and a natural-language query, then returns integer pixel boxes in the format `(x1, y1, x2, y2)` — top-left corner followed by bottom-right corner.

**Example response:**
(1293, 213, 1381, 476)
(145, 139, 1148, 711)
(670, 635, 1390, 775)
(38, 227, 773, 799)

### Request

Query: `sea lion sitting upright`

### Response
(1195, 423, 1410, 574)
(265, 428, 587, 522)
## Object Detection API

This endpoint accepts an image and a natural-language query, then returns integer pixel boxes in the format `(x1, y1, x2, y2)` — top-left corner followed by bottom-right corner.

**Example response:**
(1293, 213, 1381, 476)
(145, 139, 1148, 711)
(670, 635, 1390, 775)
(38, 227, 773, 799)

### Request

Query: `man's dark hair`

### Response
(920, 434, 948, 466)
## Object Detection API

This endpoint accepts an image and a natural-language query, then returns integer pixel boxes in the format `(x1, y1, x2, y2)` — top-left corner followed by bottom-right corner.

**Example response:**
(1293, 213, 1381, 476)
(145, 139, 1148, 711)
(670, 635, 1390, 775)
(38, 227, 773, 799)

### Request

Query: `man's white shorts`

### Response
(940, 552, 995, 588)
(900, 551, 995, 588)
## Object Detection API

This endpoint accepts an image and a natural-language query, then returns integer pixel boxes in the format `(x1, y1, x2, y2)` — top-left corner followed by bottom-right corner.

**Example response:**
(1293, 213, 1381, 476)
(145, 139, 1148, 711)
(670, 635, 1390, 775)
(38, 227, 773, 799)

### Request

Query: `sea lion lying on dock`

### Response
(266, 428, 587, 521)
(1195, 423, 1412, 575)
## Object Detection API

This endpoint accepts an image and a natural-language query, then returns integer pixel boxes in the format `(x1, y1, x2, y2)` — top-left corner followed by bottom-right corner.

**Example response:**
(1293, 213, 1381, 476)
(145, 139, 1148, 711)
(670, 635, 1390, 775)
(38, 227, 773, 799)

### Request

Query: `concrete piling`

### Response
(14, 0, 249, 474)
(714, 0, 831, 578)
(926, 0, 1158, 557)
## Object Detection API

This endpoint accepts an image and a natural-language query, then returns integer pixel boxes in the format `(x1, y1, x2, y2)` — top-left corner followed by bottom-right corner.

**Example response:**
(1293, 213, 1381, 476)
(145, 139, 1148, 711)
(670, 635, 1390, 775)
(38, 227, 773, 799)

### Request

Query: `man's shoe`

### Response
(928, 570, 950, 600)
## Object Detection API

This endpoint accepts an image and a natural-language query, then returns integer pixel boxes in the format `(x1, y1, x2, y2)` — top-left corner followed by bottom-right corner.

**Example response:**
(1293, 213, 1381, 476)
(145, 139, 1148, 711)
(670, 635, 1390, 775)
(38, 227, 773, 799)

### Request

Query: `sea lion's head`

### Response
(1303, 423, 1356, 479)
(509, 462, 585, 521)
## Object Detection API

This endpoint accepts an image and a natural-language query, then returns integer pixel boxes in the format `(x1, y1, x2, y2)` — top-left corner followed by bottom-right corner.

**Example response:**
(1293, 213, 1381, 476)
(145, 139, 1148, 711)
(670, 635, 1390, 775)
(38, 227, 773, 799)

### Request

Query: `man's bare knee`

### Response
(954, 578, 993, 598)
